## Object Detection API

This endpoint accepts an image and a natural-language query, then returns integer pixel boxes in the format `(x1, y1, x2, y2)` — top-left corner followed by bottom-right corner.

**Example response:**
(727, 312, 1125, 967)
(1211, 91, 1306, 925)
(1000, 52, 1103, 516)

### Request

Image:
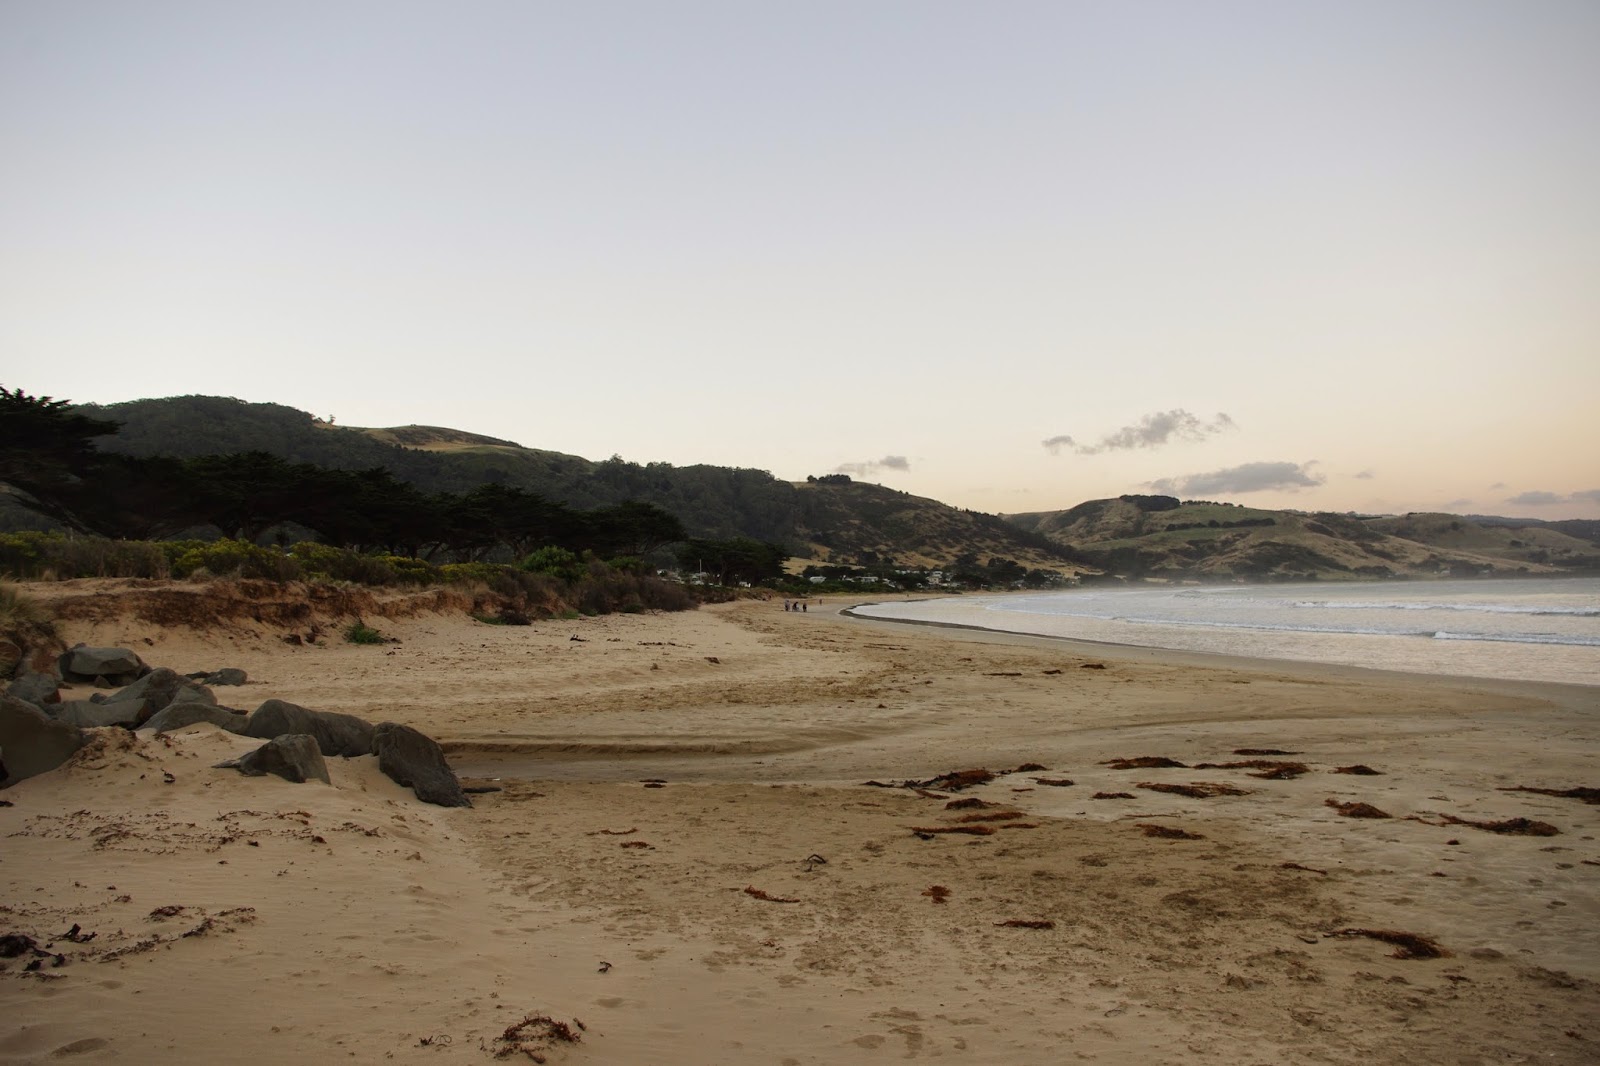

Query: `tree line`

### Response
(1, 387, 755, 569)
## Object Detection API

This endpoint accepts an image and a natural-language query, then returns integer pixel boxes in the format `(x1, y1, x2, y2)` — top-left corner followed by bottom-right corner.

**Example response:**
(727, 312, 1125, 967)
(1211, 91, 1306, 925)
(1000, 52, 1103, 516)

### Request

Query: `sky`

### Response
(3, 1, 1597, 519)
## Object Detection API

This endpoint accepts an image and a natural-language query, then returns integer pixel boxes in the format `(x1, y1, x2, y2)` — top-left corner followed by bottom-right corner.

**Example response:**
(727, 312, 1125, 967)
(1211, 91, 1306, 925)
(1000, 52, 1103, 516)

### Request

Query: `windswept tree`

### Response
(0, 386, 122, 529)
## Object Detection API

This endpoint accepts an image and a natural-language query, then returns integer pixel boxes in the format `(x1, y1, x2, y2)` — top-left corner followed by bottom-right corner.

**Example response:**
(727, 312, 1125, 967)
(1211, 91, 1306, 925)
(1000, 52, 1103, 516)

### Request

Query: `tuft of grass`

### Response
(344, 620, 385, 645)
(0, 581, 45, 628)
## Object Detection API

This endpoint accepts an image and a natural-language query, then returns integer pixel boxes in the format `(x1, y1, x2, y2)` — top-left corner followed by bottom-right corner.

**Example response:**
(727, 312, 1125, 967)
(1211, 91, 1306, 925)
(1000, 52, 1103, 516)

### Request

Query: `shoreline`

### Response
(842, 585, 1600, 691)
(839, 599, 1600, 710)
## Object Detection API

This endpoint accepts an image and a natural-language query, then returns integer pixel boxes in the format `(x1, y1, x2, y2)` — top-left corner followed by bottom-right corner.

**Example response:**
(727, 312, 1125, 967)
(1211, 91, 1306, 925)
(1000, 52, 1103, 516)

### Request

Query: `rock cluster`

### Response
(1, 645, 468, 807)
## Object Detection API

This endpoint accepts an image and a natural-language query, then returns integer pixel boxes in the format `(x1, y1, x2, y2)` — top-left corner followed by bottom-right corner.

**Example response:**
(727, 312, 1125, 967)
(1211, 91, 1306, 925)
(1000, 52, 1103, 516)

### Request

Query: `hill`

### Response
(1006, 496, 1598, 580)
(76, 395, 1074, 572)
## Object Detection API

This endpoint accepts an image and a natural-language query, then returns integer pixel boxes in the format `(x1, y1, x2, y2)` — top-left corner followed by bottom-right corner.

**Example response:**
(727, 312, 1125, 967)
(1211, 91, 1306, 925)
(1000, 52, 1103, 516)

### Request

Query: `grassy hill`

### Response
(1006, 497, 1598, 580)
(76, 395, 1074, 572)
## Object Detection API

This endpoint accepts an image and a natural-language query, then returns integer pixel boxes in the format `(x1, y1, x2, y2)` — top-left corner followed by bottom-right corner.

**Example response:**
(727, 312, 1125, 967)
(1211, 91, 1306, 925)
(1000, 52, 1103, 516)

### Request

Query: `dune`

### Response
(1, 587, 1596, 1063)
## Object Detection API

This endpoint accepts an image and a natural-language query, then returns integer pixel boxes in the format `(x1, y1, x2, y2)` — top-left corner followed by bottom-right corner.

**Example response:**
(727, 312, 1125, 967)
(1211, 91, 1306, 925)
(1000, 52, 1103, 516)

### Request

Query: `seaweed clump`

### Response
(1497, 786, 1600, 805)
(1137, 824, 1205, 840)
(1327, 928, 1450, 960)
(1325, 799, 1391, 819)
(1440, 814, 1559, 836)
(1103, 756, 1186, 770)
(1138, 781, 1252, 798)
(1195, 760, 1311, 779)
(495, 1014, 584, 1061)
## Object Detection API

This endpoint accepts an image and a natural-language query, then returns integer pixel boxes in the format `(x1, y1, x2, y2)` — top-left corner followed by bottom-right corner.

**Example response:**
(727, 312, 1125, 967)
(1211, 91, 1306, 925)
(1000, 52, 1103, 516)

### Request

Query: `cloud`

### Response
(1043, 410, 1234, 456)
(834, 455, 910, 477)
(1570, 489, 1600, 504)
(1148, 460, 1325, 496)
(1444, 498, 1475, 508)
(1353, 469, 1375, 480)
(1506, 490, 1567, 507)
(1489, 482, 1507, 490)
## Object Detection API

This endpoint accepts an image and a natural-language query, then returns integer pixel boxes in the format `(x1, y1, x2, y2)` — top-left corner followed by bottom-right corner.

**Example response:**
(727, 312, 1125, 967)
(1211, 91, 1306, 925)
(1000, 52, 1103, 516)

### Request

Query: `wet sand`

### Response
(2, 590, 1596, 1063)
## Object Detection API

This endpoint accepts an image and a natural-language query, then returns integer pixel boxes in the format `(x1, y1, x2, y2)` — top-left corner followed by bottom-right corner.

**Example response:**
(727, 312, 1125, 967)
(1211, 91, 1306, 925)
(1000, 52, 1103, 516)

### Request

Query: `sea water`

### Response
(851, 577, 1600, 687)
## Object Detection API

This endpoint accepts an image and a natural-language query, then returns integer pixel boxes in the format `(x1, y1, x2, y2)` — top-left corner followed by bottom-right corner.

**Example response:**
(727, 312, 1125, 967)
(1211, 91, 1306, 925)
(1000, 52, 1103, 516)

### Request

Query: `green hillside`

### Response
(1006, 496, 1596, 580)
(76, 395, 1073, 572)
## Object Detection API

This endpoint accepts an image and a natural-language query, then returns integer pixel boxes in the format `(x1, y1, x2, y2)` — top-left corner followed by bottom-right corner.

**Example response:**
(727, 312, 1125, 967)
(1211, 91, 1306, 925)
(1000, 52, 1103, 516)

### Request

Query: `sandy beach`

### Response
(3, 585, 1597, 1064)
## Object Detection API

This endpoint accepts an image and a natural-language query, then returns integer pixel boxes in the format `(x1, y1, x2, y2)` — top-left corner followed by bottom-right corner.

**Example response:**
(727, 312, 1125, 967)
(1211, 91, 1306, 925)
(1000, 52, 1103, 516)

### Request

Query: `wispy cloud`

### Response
(1353, 469, 1375, 480)
(1043, 409, 1234, 456)
(834, 455, 910, 477)
(1507, 489, 1594, 507)
(1149, 460, 1324, 496)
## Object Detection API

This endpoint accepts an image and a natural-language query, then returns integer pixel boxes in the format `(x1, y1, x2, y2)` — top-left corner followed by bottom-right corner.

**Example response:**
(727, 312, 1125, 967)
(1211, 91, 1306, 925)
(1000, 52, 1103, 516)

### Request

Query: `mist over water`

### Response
(853, 578, 1600, 687)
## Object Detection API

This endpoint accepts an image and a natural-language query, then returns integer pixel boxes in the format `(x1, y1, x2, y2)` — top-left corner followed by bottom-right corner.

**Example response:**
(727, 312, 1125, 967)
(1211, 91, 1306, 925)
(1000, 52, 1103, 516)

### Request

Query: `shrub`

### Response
(171, 538, 299, 581)
(521, 546, 584, 584)
(344, 620, 385, 645)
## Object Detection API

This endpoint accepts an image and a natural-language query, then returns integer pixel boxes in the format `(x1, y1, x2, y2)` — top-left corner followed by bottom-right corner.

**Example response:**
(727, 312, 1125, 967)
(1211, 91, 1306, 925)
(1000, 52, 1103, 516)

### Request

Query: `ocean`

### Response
(850, 576, 1600, 687)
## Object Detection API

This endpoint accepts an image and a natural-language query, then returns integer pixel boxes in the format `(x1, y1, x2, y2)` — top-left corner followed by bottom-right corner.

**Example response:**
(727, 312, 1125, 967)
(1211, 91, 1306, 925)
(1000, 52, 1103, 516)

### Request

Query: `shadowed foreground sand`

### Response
(2, 591, 1596, 1063)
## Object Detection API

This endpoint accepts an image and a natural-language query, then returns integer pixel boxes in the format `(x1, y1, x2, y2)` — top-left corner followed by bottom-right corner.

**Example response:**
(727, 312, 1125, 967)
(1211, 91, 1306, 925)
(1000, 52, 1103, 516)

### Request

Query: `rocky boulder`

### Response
(372, 722, 470, 807)
(243, 699, 374, 757)
(53, 698, 146, 729)
(228, 734, 330, 785)
(6, 672, 61, 709)
(57, 646, 148, 686)
(0, 694, 84, 787)
(141, 703, 249, 735)
(96, 668, 214, 725)
(187, 667, 247, 687)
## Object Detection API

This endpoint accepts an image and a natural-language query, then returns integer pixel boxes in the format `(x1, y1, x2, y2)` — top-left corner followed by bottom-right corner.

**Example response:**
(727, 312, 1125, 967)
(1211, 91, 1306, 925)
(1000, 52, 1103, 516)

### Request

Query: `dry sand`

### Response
(2, 586, 1597, 1064)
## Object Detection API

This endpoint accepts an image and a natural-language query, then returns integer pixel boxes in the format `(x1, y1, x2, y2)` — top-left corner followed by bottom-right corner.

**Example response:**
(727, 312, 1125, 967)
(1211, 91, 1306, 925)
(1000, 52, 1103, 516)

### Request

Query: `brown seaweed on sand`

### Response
(496, 1014, 584, 1061)
(1234, 748, 1299, 756)
(874, 769, 999, 792)
(1326, 928, 1450, 960)
(1497, 785, 1600, 805)
(1332, 764, 1383, 775)
(1439, 814, 1559, 836)
(1033, 777, 1075, 787)
(945, 797, 995, 810)
(1137, 824, 1205, 840)
(1279, 862, 1328, 875)
(1325, 799, 1392, 818)
(917, 769, 997, 791)
(1195, 760, 1311, 779)
(1092, 791, 1134, 800)
(1103, 756, 1187, 770)
(995, 919, 1055, 929)
(1138, 781, 1252, 798)
(958, 811, 1025, 823)
(909, 824, 998, 836)
(744, 886, 801, 903)
(923, 885, 951, 904)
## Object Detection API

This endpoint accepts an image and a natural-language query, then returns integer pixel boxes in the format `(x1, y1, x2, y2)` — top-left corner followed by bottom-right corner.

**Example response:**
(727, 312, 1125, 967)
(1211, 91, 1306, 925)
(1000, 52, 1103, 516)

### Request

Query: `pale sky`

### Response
(4, 1, 1597, 518)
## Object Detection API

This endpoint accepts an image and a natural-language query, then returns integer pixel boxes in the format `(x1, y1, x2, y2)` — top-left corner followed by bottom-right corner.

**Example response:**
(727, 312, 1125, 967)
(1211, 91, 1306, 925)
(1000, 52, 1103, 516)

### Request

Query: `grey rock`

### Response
(0, 694, 84, 787)
(53, 698, 146, 729)
(243, 699, 374, 758)
(231, 734, 330, 784)
(203, 668, 247, 687)
(142, 703, 249, 735)
(58, 646, 148, 685)
(6, 672, 61, 709)
(372, 722, 470, 807)
(101, 668, 214, 724)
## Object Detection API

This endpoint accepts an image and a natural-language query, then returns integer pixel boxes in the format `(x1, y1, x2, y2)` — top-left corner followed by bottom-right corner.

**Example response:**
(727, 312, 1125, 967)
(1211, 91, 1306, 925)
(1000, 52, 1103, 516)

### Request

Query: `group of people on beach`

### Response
(782, 599, 809, 612)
